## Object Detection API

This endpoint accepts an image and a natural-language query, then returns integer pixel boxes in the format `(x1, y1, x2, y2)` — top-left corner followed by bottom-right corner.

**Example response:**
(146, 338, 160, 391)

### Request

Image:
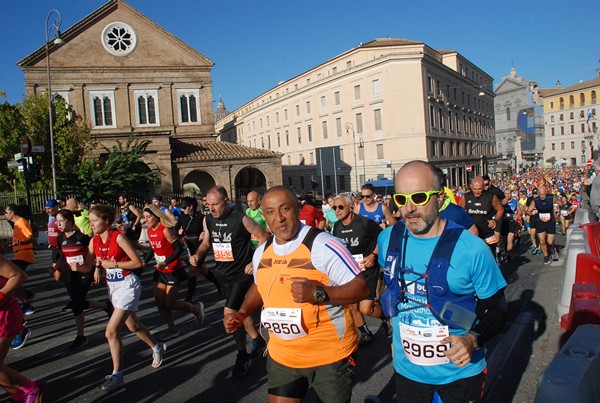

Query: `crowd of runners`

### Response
(0, 162, 597, 402)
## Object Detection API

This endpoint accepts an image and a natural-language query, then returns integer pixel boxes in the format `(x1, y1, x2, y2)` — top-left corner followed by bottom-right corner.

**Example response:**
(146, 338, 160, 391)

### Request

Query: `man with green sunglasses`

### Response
(377, 160, 507, 402)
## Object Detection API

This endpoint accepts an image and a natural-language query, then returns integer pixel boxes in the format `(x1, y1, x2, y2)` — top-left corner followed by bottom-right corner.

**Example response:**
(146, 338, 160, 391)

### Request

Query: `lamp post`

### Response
(45, 9, 64, 199)
(345, 122, 359, 192)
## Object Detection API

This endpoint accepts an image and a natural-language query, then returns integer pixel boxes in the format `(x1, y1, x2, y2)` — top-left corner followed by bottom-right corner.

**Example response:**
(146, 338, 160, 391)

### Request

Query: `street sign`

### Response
(466, 165, 473, 172)
(14, 153, 22, 161)
(7, 161, 20, 168)
(20, 137, 30, 155)
(587, 159, 594, 167)
(32, 145, 45, 153)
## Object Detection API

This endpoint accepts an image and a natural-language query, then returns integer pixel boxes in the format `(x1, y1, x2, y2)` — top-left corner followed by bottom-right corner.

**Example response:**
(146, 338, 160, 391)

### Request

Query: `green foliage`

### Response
(0, 93, 95, 192)
(546, 156, 556, 164)
(60, 135, 161, 203)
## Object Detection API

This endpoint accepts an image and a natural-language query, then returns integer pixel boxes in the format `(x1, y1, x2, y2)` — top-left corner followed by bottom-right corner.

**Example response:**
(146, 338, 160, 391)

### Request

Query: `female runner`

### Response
(84, 204, 165, 392)
(55, 209, 112, 350)
(0, 256, 46, 401)
(142, 204, 204, 341)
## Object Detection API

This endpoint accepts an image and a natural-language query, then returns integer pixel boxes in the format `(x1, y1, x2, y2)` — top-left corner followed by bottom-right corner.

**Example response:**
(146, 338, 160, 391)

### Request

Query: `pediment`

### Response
(495, 78, 526, 94)
(19, 1, 213, 71)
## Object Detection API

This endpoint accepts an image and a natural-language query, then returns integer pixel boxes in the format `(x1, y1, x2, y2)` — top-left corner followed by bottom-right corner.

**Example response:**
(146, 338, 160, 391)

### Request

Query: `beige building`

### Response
(539, 71, 600, 166)
(18, 0, 282, 200)
(217, 38, 496, 194)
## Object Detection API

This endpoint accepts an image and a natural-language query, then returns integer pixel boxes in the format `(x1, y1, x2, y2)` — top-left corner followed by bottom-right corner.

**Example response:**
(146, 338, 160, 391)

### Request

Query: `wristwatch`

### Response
(313, 286, 330, 304)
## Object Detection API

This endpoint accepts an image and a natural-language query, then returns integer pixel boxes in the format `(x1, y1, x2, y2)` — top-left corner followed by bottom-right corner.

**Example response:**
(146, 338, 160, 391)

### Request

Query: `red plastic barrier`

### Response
(575, 253, 600, 294)
(560, 282, 600, 340)
(579, 222, 600, 257)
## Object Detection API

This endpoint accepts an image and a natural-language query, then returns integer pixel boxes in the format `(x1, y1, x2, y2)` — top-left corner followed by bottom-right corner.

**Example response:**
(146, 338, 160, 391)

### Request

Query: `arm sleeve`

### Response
(472, 288, 507, 346)
(163, 240, 183, 266)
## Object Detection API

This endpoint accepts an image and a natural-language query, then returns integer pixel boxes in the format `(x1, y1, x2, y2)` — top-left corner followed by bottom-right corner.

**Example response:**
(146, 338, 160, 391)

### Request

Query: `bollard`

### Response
(557, 228, 590, 321)
(535, 324, 600, 403)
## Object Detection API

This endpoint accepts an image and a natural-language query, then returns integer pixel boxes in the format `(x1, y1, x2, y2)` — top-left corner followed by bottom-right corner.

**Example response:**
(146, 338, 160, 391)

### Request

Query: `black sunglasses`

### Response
(331, 205, 348, 211)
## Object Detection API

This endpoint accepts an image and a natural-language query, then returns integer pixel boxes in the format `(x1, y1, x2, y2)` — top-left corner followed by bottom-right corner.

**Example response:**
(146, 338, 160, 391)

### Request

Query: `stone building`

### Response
(18, 0, 282, 200)
(493, 67, 544, 171)
(216, 38, 496, 192)
(538, 70, 600, 166)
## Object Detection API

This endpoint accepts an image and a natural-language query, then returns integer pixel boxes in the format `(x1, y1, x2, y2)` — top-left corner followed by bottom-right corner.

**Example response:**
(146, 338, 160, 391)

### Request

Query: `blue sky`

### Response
(1, 0, 599, 111)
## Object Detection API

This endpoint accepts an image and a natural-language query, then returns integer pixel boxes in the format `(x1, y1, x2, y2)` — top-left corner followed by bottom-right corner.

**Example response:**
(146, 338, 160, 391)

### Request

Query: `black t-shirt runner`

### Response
(58, 230, 91, 266)
(463, 191, 496, 241)
(333, 214, 382, 269)
(205, 208, 253, 283)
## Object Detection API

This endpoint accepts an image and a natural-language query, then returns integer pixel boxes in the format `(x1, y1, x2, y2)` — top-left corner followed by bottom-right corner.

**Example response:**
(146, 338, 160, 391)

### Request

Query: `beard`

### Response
(404, 211, 438, 236)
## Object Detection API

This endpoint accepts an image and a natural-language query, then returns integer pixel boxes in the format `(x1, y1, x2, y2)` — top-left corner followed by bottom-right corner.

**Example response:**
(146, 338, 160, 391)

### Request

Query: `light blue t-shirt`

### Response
(377, 224, 507, 385)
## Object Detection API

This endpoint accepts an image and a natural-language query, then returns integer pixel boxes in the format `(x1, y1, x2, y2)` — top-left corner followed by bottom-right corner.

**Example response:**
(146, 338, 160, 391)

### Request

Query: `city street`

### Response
(3, 233, 565, 402)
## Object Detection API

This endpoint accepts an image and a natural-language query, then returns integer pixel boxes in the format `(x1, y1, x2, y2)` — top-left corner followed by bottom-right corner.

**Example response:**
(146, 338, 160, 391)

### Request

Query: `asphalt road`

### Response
(3, 232, 565, 403)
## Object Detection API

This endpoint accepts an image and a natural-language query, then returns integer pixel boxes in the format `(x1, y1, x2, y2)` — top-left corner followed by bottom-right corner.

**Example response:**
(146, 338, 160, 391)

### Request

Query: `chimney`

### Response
(556, 80, 561, 88)
(597, 67, 600, 78)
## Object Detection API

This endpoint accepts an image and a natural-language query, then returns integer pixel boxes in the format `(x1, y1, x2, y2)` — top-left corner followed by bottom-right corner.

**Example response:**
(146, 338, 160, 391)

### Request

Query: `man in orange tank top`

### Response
(225, 186, 369, 402)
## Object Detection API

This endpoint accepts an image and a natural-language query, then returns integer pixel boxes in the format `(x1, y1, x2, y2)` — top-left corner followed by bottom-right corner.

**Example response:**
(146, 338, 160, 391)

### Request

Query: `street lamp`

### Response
(345, 122, 359, 191)
(46, 9, 64, 199)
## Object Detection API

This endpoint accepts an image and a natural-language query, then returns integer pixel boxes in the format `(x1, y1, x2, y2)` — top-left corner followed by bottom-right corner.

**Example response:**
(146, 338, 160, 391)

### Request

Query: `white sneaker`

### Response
(101, 374, 124, 391)
(152, 342, 166, 368)
(193, 302, 205, 327)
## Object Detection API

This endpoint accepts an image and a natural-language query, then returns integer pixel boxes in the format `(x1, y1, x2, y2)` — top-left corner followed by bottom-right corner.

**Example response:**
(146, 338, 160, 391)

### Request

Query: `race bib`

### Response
(154, 254, 166, 264)
(261, 308, 307, 340)
(66, 255, 84, 265)
(106, 268, 125, 282)
(399, 323, 450, 366)
(539, 213, 551, 222)
(213, 243, 234, 262)
(485, 234, 498, 245)
(560, 210, 569, 217)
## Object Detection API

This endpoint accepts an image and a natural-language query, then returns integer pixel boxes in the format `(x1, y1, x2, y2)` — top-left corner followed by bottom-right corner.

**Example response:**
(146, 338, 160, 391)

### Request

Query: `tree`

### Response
(20, 93, 95, 191)
(60, 135, 161, 203)
(0, 98, 25, 191)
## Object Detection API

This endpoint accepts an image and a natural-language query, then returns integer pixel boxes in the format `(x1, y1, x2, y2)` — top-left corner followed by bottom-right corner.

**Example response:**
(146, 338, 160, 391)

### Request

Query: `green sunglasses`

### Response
(393, 190, 442, 207)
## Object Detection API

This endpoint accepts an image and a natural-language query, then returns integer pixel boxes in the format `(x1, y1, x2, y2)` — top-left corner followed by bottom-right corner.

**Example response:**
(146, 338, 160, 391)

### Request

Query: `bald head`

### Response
(395, 160, 442, 192)
(247, 191, 262, 211)
(470, 176, 484, 197)
(66, 198, 78, 212)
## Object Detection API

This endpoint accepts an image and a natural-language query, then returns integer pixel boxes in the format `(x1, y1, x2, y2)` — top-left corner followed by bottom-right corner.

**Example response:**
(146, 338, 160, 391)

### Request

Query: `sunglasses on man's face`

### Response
(331, 205, 349, 211)
(393, 190, 441, 207)
(361, 194, 374, 199)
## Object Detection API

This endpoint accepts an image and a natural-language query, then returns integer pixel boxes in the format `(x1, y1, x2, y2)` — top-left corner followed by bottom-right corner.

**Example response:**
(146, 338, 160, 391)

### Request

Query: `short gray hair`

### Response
(593, 158, 600, 172)
(334, 192, 353, 205)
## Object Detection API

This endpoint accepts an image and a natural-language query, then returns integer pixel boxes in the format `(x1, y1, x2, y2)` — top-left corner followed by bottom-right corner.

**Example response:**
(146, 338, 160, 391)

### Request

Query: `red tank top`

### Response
(48, 216, 60, 248)
(147, 223, 181, 273)
(93, 229, 132, 276)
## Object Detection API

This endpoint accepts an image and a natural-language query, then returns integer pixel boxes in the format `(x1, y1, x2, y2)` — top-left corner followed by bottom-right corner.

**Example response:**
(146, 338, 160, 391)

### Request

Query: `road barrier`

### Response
(575, 254, 600, 294)
(535, 324, 600, 403)
(579, 222, 600, 257)
(557, 228, 590, 320)
(572, 208, 598, 226)
(560, 282, 600, 339)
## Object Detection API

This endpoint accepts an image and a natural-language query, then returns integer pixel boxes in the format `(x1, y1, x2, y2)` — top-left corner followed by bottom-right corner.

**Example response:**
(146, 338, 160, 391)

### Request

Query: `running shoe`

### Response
(543, 256, 551, 265)
(192, 302, 205, 327)
(62, 300, 73, 312)
(232, 350, 251, 377)
(21, 303, 35, 316)
(157, 327, 181, 342)
(249, 336, 267, 359)
(100, 373, 124, 391)
(152, 342, 166, 368)
(358, 331, 375, 346)
(552, 249, 559, 261)
(530, 245, 537, 255)
(536, 247, 543, 255)
(381, 318, 393, 339)
(11, 328, 31, 350)
(70, 335, 88, 350)
(23, 379, 47, 403)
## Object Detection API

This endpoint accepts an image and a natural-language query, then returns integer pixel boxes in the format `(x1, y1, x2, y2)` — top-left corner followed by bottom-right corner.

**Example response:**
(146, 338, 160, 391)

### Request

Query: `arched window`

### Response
(580, 93, 585, 106)
(569, 95, 575, 108)
(560, 97, 565, 109)
(592, 91, 597, 104)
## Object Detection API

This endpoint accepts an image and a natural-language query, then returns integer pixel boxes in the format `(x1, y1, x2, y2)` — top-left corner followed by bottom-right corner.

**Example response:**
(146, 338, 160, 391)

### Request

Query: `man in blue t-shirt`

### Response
(377, 160, 507, 403)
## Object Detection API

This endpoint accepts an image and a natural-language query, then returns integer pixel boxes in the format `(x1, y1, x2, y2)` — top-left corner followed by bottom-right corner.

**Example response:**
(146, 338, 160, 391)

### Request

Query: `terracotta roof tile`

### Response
(538, 77, 600, 97)
(171, 140, 282, 163)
